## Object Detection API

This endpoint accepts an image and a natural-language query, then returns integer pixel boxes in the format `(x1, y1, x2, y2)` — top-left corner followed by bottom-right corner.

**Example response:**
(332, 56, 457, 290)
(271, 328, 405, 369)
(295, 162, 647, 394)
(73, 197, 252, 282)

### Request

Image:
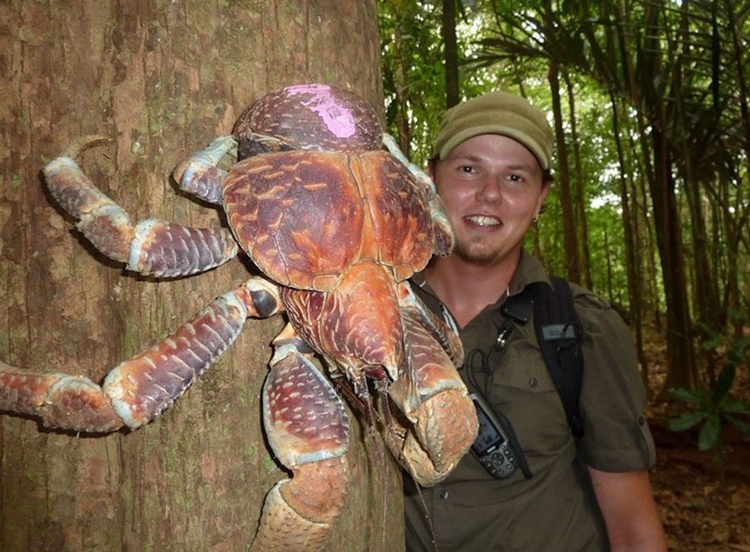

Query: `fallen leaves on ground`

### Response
(645, 344, 750, 552)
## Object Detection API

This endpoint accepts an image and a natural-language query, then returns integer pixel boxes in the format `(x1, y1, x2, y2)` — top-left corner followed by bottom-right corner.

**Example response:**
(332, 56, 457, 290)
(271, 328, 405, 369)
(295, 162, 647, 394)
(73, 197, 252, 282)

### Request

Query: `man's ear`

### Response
(536, 183, 551, 216)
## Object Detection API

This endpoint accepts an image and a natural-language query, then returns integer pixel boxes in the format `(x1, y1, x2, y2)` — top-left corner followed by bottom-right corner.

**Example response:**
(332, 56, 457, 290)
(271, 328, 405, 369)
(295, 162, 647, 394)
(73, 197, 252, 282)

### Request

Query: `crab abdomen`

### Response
(280, 262, 404, 383)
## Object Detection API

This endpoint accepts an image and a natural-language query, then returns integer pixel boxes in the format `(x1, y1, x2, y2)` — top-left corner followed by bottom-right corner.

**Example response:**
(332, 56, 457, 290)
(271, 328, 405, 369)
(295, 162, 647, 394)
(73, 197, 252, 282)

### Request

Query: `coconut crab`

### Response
(0, 84, 477, 550)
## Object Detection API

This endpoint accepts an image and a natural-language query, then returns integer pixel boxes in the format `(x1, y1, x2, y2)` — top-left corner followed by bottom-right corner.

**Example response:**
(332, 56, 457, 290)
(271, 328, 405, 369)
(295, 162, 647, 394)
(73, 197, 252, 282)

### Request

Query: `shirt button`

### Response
(638, 416, 646, 426)
(439, 490, 450, 500)
(529, 377, 538, 388)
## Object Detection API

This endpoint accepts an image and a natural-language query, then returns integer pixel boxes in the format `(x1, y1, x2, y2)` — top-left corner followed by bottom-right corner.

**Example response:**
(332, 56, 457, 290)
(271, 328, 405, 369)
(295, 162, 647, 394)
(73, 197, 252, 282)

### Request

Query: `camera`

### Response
(469, 393, 520, 479)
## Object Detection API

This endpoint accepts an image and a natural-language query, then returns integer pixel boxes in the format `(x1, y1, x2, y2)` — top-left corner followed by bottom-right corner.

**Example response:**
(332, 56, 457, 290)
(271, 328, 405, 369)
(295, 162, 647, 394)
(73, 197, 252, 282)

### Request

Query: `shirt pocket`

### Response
(490, 336, 571, 453)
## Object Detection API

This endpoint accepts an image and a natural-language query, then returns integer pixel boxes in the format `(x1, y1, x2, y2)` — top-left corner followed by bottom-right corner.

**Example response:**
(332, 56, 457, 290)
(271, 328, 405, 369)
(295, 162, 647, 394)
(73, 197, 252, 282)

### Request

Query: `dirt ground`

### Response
(645, 347, 750, 552)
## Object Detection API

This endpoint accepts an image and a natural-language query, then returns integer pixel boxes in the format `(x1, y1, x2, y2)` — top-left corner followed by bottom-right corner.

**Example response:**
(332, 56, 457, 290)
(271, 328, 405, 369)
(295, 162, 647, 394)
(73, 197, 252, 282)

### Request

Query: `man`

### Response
(404, 91, 667, 551)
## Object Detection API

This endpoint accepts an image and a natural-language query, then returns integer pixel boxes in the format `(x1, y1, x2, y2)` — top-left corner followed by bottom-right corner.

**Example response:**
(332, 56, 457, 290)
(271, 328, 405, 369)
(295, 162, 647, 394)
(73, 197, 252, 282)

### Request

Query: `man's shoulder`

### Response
(568, 282, 611, 311)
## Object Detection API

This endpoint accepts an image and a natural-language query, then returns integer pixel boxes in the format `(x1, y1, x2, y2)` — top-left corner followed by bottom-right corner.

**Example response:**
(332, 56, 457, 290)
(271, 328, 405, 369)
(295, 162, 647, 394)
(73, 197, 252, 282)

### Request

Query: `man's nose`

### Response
(476, 175, 502, 204)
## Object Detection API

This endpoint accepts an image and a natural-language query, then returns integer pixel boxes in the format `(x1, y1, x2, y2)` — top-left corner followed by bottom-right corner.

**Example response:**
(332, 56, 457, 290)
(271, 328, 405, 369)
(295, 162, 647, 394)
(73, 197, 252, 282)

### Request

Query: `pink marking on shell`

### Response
(286, 84, 357, 139)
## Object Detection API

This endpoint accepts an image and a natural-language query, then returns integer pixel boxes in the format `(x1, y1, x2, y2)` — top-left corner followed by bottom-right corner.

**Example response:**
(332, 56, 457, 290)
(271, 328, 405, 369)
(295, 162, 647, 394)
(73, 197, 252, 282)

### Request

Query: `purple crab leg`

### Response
(43, 149, 238, 278)
(0, 278, 283, 433)
(250, 326, 350, 551)
(172, 135, 238, 205)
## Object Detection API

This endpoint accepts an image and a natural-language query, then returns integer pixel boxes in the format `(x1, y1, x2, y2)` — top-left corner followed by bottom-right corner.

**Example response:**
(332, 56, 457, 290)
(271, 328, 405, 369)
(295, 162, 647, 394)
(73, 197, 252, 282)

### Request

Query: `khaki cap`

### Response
(432, 91, 553, 169)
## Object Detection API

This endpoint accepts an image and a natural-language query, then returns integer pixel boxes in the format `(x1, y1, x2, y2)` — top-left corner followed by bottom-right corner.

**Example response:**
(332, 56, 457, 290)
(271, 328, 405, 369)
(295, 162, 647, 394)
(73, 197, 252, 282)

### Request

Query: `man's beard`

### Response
(453, 237, 502, 266)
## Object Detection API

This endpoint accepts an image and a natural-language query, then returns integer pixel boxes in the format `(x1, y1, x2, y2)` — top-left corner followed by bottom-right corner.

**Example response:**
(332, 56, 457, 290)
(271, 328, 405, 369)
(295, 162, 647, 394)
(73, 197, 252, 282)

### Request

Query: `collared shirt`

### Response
(404, 251, 656, 552)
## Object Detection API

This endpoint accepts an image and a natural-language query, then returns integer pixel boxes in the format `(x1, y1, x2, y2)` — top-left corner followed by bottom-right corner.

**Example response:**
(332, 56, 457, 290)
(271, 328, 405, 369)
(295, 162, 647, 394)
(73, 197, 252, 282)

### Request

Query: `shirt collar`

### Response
(507, 250, 552, 296)
(412, 249, 553, 304)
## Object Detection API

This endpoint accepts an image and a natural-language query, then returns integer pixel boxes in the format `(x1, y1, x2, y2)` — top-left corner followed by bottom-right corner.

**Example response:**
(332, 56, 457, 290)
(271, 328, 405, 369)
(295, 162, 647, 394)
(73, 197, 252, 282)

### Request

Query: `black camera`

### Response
(469, 393, 520, 479)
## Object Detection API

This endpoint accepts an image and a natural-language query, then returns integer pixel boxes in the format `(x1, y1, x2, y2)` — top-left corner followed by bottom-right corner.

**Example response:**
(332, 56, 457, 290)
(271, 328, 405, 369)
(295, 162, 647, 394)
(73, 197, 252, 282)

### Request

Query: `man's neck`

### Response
(424, 250, 521, 328)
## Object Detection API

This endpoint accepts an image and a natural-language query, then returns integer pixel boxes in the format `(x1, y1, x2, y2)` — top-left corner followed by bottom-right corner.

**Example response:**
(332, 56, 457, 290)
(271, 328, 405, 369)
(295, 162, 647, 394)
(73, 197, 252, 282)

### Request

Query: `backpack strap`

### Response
(527, 277, 585, 439)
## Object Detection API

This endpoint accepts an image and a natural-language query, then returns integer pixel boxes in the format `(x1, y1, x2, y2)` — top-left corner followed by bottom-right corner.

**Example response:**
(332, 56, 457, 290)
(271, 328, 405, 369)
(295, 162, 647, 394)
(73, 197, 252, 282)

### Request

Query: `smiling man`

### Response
(404, 91, 667, 552)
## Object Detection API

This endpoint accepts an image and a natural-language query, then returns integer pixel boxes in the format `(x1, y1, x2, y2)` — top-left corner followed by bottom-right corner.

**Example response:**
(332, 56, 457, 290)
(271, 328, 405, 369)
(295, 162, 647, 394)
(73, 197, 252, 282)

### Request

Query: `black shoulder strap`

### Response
(528, 277, 585, 439)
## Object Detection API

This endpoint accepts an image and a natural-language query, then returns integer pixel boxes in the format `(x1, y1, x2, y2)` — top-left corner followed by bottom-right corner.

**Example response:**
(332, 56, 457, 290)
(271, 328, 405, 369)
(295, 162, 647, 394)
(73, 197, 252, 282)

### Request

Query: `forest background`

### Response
(0, 1, 748, 550)
(379, 0, 750, 548)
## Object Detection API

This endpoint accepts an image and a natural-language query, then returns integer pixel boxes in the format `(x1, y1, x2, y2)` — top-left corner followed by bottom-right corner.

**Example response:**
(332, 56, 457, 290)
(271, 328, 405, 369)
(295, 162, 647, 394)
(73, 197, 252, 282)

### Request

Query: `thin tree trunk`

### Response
(649, 126, 697, 391)
(442, 0, 460, 108)
(723, 0, 750, 338)
(548, 61, 580, 283)
(636, 0, 697, 392)
(609, 89, 649, 391)
(0, 2, 401, 551)
(393, 25, 413, 157)
(562, 70, 592, 289)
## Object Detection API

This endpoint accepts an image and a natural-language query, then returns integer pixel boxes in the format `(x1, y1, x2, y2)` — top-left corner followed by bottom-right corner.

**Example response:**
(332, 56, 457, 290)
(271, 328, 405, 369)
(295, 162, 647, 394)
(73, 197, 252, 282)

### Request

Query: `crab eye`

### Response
(237, 140, 269, 161)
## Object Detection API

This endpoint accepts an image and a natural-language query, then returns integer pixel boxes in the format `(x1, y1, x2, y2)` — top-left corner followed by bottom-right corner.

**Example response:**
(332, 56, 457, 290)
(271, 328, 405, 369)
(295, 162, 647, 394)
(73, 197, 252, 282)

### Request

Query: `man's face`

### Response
(432, 134, 549, 266)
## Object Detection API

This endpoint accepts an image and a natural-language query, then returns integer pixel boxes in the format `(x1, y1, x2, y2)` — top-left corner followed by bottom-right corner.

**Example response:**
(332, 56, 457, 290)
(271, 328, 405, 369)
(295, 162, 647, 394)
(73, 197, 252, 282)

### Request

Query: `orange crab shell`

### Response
(222, 149, 435, 291)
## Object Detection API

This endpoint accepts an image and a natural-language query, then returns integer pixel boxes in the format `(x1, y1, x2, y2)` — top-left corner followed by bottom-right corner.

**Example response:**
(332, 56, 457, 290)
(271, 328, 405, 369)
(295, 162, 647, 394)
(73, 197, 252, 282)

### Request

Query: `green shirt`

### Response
(404, 252, 656, 552)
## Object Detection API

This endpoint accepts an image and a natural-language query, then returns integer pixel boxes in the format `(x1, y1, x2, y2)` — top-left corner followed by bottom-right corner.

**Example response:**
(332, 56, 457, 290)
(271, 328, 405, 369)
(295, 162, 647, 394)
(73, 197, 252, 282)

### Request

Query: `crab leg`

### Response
(385, 312, 478, 486)
(172, 135, 238, 205)
(382, 133, 454, 255)
(250, 326, 350, 552)
(382, 133, 434, 194)
(43, 150, 238, 278)
(398, 281, 464, 366)
(0, 278, 283, 433)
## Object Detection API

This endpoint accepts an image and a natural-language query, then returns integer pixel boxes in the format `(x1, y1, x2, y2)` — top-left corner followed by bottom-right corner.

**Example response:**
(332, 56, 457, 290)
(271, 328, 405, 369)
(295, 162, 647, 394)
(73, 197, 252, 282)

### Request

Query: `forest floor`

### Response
(644, 339, 750, 551)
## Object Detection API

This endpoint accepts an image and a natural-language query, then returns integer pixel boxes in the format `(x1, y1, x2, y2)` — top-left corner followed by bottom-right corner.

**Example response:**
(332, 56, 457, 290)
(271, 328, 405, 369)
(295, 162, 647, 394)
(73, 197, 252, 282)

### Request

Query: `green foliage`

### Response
(378, 0, 448, 164)
(378, 0, 750, 394)
(669, 328, 750, 480)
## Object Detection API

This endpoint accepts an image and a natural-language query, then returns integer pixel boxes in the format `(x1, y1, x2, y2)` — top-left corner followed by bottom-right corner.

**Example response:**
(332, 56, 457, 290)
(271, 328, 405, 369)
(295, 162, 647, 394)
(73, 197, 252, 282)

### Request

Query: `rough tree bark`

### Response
(0, 1, 402, 551)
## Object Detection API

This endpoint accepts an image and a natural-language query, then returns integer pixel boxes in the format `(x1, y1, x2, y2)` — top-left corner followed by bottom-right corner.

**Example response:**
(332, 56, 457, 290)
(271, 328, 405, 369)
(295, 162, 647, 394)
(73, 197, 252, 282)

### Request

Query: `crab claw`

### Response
(386, 314, 478, 486)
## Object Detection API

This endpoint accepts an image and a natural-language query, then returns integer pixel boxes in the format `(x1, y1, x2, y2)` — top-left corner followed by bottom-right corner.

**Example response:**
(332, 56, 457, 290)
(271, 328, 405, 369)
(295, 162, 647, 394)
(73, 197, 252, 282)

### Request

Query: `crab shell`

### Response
(224, 84, 436, 291)
(223, 149, 435, 291)
(233, 84, 383, 155)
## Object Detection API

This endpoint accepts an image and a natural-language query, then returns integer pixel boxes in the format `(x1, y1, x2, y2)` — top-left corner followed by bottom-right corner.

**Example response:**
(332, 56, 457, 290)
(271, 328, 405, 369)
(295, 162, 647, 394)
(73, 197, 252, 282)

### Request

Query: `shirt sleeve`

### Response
(574, 288, 657, 472)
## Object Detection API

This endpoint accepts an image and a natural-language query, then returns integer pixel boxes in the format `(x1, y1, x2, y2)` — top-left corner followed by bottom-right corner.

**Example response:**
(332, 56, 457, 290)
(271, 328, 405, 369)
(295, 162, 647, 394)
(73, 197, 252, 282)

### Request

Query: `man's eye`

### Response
(459, 165, 475, 173)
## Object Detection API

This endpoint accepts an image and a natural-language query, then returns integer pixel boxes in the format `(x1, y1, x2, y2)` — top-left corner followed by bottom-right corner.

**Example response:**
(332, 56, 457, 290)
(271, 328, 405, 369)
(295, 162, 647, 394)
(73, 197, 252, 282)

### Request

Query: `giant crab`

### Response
(0, 84, 478, 550)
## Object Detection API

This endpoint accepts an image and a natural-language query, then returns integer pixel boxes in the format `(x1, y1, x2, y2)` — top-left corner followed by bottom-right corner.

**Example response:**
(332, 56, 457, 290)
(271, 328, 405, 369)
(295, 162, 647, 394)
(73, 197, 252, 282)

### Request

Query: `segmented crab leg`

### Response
(172, 135, 238, 205)
(398, 281, 463, 366)
(381, 133, 435, 194)
(382, 133, 454, 255)
(43, 148, 238, 278)
(385, 312, 478, 486)
(0, 278, 283, 433)
(250, 326, 350, 552)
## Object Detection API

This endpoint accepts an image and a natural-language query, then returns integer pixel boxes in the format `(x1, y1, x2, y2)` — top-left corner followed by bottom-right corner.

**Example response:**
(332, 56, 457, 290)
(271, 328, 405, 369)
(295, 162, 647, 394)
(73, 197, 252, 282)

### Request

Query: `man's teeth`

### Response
(466, 215, 500, 226)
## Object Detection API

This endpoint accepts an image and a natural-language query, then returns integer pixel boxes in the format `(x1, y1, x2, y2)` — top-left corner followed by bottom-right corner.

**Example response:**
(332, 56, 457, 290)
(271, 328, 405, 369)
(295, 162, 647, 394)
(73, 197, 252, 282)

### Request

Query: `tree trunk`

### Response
(609, 90, 650, 391)
(442, 0, 459, 108)
(562, 70, 592, 290)
(0, 2, 402, 551)
(635, 1, 697, 392)
(649, 127, 698, 392)
(548, 61, 580, 283)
